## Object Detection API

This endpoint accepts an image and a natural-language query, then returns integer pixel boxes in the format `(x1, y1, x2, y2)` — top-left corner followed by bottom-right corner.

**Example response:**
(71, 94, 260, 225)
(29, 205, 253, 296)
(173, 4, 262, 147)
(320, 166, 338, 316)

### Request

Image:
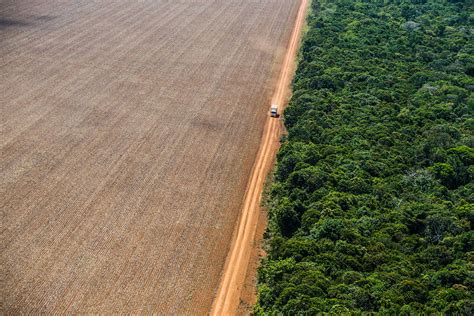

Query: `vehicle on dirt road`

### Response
(270, 104, 279, 117)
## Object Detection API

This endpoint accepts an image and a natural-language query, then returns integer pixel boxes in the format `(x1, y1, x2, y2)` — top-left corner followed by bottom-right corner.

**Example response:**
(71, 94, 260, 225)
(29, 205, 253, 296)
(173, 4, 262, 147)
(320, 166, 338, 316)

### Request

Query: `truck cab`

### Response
(270, 104, 278, 117)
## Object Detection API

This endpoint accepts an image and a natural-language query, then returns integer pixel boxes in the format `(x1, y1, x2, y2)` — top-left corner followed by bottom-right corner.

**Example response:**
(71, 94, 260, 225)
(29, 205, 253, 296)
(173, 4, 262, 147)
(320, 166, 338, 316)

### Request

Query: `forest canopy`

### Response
(255, 0, 473, 314)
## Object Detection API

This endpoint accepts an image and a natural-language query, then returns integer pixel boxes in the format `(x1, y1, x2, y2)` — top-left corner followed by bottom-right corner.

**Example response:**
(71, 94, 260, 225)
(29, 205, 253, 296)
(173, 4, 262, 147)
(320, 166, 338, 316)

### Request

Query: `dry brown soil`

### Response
(209, 0, 308, 314)
(0, 0, 300, 314)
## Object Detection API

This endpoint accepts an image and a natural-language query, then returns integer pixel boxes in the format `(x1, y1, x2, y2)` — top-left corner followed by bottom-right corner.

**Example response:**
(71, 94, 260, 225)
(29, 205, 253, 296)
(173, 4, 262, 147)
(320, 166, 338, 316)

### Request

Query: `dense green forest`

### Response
(255, 0, 473, 314)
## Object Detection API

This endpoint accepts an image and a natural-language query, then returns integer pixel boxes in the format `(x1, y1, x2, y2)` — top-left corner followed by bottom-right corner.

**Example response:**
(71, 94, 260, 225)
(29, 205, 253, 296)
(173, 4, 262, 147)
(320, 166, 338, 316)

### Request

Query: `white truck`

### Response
(270, 104, 279, 117)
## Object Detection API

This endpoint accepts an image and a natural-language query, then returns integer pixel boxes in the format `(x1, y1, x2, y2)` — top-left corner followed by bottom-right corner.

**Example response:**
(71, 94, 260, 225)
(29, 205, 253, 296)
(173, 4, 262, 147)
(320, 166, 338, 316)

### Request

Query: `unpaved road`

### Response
(0, 0, 300, 314)
(210, 0, 309, 314)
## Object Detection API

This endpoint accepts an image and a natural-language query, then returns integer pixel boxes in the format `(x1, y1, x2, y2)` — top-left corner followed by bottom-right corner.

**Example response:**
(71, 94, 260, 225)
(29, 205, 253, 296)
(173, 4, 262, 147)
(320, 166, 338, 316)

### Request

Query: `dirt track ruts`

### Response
(210, 0, 309, 314)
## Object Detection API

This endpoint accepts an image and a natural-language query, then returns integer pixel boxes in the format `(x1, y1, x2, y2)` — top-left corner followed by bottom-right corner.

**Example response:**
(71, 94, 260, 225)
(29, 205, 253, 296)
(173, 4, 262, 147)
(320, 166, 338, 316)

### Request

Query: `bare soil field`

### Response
(210, 0, 308, 314)
(0, 0, 300, 314)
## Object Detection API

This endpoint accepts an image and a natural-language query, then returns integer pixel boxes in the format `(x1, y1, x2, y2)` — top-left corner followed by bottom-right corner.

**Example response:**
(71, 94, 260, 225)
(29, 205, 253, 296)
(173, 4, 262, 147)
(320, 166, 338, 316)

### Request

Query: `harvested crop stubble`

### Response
(0, 0, 300, 314)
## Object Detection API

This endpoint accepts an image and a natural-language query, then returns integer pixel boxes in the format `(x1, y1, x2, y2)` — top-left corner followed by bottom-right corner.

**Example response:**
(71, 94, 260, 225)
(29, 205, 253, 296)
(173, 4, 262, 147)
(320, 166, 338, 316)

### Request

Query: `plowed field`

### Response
(0, 0, 299, 314)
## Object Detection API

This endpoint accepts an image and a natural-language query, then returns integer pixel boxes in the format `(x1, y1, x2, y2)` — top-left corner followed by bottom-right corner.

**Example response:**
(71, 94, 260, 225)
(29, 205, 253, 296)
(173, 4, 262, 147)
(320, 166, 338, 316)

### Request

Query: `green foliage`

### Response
(256, 0, 473, 314)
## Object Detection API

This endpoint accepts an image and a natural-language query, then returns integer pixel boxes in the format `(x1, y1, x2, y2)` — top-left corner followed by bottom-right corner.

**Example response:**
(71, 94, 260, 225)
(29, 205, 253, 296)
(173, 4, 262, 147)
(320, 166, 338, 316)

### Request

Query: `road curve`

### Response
(210, 0, 309, 314)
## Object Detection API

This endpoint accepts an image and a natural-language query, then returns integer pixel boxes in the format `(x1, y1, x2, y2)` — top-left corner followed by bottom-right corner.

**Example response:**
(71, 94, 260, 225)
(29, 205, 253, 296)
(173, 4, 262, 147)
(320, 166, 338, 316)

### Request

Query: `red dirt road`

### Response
(210, 0, 309, 314)
(1, 1, 300, 314)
